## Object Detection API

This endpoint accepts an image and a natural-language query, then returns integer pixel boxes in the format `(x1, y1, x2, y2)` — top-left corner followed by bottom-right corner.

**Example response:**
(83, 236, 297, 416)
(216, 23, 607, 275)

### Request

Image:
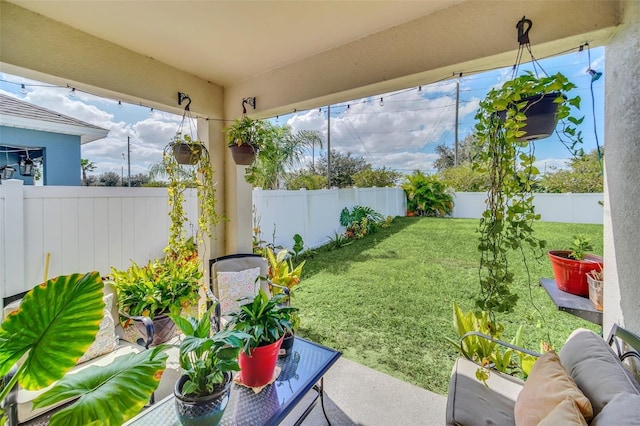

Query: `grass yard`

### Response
(294, 216, 603, 395)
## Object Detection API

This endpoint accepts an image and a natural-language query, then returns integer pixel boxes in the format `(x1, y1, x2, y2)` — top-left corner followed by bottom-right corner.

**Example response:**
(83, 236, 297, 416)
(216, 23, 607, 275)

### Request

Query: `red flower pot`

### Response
(239, 336, 283, 387)
(548, 250, 603, 296)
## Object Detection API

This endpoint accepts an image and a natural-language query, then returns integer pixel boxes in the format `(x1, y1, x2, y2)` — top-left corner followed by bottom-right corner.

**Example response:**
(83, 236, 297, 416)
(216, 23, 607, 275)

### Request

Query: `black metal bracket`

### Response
(516, 16, 532, 46)
(242, 97, 256, 114)
(178, 92, 191, 111)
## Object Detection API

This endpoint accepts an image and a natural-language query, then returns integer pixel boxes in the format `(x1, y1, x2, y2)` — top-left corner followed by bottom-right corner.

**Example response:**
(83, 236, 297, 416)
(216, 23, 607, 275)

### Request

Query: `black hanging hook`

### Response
(242, 97, 256, 115)
(516, 16, 532, 46)
(178, 92, 192, 111)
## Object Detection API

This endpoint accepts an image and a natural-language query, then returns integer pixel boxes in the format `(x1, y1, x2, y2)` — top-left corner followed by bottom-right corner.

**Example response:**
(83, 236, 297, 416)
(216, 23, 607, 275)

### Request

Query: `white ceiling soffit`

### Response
(9, 0, 463, 87)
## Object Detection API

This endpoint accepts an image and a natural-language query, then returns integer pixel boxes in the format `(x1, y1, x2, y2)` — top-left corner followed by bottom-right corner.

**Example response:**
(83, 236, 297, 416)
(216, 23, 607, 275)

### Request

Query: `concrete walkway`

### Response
(281, 357, 448, 426)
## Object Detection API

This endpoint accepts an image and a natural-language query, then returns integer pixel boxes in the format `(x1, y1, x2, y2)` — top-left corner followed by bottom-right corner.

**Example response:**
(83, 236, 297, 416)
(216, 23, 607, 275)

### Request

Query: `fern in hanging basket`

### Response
(473, 71, 584, 314)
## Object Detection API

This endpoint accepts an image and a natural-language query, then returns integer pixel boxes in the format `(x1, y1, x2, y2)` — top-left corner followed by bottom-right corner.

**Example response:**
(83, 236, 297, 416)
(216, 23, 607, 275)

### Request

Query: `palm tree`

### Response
(245, 126, 322, 190)
(80, 158, 96, 186)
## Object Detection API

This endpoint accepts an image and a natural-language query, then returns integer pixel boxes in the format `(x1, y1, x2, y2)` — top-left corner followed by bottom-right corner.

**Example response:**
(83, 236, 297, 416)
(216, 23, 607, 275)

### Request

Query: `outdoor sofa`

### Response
(447, 325, 640, 425)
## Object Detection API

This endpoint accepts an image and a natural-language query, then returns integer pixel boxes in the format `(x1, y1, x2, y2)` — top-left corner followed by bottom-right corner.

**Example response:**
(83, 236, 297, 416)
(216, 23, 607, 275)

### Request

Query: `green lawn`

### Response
(294, 217, 603, 395)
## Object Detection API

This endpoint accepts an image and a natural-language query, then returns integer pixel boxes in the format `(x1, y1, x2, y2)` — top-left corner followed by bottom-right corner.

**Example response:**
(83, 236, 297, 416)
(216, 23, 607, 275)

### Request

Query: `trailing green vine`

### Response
(164, 132, 221, 258)
(473, 71, 583, 315)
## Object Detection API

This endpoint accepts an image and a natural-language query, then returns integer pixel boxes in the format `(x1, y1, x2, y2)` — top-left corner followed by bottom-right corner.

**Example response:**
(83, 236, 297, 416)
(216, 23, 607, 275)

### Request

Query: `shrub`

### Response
(402, 171, 453, 217)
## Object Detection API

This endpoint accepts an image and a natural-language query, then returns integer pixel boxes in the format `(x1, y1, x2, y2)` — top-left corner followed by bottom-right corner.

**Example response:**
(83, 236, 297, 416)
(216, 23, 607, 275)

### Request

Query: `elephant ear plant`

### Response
(473, 71, 584, 316)
(0, 272, 168, 426)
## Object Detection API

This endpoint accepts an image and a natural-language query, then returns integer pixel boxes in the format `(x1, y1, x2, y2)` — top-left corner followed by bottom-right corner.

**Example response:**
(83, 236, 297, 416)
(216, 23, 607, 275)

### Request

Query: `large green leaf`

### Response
(0, 272, 104, 390)
(33, 347, 168, 426)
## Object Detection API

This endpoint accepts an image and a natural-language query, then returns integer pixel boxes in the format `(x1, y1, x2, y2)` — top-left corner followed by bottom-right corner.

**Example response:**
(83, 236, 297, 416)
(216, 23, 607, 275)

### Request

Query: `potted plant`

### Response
(0, 272, 168, 425)
(169, 132, 205, 165)
(264, 247, 305, 354)
(548, 234, 603, 297)
(225, 116, 270, 165)
(226, 290, 296, 387)
(472, 70, 583, 315)
(109, 252, 202, 346)
(170, 307, 249, 426)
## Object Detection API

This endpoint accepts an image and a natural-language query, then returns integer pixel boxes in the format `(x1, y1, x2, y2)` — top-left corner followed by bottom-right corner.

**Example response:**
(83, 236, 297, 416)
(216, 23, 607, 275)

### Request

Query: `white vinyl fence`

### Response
(252, 187, 406, 251)
(451, 192, 604, 225)
(0, 180, 197, 300)
(1, 180, 603, 303)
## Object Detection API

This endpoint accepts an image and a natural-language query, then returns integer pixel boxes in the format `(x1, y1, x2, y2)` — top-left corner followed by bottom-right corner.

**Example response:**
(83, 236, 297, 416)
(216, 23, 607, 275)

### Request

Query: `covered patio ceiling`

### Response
(2, 0, 622, 118)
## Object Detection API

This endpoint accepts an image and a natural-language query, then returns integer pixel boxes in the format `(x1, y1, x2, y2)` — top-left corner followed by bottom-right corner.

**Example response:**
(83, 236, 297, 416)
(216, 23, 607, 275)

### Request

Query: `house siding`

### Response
(0, 126, 81, 186)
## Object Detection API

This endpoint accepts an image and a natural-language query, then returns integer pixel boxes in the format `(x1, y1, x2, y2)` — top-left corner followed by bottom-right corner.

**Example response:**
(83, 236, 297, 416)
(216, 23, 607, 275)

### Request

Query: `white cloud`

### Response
(535, 158, 571, 174)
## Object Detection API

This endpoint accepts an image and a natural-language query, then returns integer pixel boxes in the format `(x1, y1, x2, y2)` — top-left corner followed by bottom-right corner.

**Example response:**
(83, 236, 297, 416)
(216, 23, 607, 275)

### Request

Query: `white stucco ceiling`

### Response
(9, 0, 463, 87)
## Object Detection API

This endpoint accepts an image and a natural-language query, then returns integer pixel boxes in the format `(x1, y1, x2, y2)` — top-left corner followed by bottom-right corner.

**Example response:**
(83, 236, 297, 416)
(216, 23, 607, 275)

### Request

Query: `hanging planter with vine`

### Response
(163, 93, 222, 258)
(472, 17, 585, 316)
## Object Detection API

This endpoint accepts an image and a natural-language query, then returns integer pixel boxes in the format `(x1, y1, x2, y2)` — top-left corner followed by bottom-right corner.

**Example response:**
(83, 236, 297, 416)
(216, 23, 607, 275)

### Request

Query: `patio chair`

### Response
(208, 254, 288, 332)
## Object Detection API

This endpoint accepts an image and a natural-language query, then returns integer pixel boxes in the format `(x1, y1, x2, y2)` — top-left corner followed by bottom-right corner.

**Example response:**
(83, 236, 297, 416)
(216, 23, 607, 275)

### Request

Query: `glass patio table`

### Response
(124, 337, 341, 426)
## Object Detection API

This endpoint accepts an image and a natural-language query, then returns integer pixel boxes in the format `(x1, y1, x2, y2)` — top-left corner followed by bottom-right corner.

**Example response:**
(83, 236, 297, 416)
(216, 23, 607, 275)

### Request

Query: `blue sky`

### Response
(0, 46, 604, 178)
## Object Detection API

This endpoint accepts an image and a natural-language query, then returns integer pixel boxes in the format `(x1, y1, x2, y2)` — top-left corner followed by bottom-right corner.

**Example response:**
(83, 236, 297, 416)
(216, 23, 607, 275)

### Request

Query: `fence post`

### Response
(2, 180, 25, 299)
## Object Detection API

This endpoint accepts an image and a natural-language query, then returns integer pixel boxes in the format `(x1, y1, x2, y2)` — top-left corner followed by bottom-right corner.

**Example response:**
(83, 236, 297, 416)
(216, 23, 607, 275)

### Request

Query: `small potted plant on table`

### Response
(171, 307, 249, 426)
(264, 247, 305, 354)
(227, 290, 296, 387)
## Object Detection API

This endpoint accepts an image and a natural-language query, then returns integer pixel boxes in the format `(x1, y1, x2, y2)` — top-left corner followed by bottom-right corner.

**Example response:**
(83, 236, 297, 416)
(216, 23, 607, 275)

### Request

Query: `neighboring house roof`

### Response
(0, 93, 108, 143)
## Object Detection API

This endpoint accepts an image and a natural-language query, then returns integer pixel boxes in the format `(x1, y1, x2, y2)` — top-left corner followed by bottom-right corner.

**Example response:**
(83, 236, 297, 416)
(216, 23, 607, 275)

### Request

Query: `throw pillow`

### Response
(514, 351, 593, 426)
(77, 293, 118, 364)
(590, 392, 640, 426)
(217, 267, 261, 316)
(538, 398, 587, 426)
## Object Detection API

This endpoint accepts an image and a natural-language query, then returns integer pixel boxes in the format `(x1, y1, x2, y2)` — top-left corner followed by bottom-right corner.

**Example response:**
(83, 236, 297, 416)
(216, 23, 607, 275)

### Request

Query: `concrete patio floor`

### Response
(281, 357, 448, 426)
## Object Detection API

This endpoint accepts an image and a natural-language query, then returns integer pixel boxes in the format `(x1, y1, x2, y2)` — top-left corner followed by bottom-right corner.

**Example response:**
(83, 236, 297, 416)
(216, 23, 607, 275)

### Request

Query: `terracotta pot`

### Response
(174, 373, 231, 426)
(228, 143, 257, 165)
(238, 336, 283, 387)
(548, 250, 603, 296)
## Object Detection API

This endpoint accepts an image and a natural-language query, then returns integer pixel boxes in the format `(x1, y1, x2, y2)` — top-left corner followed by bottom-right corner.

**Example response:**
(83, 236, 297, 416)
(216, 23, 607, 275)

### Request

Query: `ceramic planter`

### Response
(548, 250, 603, 296)
(174, 373, 232, 426)
(280, 332, 295, 356)
(133, 314, 176, 346)
(228, 143, 257, 165)
(238, 336, 283, 387)
(173, 143, 203, 165)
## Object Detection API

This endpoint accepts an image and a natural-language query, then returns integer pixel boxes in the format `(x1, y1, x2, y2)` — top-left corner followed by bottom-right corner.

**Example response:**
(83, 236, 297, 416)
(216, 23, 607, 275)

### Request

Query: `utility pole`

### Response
(327, 104, 331, 189)
(121, 153, 124, 186)
(454, 81, 460, 166)
(127, 136, 131, 187)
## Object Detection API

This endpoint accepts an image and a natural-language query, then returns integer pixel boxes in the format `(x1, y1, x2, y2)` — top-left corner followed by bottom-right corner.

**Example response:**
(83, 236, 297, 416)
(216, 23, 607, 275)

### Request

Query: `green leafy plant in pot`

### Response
(548, 234, 603, 297)
(472, 70, 584, 317)
(226, 290, 296, 387)
(225, 116, 271, 165)
(109, 253, 203, 346)
(265, 246, 306, 354)
(170, 307, 249, 426)
(0, 272, 168, 426)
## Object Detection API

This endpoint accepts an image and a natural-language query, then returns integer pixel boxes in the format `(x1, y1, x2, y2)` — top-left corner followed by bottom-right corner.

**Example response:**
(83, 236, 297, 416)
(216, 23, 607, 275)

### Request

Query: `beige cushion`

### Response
(216, 267, 261, 315)
(590, 392, 640, 426)
(560, 328, 640, 416)
(538, 398, 587, 426)
(77, 293, 118, 364)
(446, 357, 523, 425)
(514, 351, 593, 426)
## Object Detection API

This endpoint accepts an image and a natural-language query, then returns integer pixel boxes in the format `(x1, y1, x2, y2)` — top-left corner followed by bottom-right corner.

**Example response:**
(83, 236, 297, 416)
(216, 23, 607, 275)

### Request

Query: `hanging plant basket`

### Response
(228, 142, 258, 165)
(173, 142, 204, 165)
(497, 92, 562, 142)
